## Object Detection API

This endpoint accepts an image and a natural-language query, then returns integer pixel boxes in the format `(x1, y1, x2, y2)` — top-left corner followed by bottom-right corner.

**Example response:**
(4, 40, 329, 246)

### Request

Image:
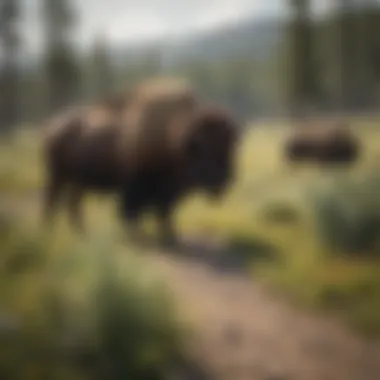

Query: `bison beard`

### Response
(42, 78, 239, 245)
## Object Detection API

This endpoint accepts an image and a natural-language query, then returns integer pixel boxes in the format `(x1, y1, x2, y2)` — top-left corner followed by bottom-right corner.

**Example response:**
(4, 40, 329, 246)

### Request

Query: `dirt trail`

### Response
(2, 192, 380, 380)
(144, 242, 380, 380)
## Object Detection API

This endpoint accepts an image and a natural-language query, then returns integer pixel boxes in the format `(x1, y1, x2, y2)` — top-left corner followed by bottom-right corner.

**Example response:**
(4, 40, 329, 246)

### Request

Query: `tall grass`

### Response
(310, 172, 380, 256)
(0, 211, 189, 380)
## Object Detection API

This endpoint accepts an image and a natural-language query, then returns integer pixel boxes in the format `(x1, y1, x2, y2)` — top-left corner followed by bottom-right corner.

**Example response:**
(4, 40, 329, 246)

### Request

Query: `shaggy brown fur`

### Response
(284, 121, 360, 166)
(42, 77, 240, 244)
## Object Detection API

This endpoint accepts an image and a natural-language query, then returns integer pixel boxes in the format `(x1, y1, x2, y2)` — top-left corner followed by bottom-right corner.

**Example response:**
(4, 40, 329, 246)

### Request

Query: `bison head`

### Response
(285, 136, 315, 162)
(181, 106, 240, 198)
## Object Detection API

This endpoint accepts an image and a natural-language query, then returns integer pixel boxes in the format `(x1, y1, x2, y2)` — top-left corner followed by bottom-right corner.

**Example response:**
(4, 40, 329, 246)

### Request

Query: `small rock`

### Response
(263, 374, 290, 380)
(223, 324, 243, 346)
(257, 364, 291, 380)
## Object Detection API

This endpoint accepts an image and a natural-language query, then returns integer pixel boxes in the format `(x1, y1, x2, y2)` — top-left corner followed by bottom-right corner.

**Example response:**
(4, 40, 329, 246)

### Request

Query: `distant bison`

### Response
(284, 121, 360, 166)
(42, 77, 240, 245)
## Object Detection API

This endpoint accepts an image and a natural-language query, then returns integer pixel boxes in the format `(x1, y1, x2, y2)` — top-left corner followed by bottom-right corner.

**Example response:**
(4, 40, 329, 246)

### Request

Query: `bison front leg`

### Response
(67, 186, 85, 234)
(42, 175, 65, 229)
(118, 192, 147, 244)
(156, 201, 178, 248)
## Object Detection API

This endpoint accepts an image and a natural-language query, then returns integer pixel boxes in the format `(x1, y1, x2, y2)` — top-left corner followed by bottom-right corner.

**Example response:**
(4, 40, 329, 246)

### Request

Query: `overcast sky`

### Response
(21, 0, 334, 54)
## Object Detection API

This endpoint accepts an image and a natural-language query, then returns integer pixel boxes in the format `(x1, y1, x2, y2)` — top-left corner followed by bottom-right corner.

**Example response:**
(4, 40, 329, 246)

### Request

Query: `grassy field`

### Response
(1, 116, 380, 344)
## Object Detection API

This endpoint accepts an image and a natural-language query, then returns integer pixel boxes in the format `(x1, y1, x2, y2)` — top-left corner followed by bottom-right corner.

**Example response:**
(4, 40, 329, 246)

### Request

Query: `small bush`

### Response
(315, 264, 380, 337)
(311, 173, 380, 256)
(259, 199, 301, 225)
(228, 235, 281, 267)
(0, 214, 188, 380)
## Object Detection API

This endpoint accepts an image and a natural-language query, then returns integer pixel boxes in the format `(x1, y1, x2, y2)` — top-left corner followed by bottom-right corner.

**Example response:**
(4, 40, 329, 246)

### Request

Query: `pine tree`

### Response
(336, 0, 358, 111)
(287, 0, 320, 118)
(90, 32, 113, 100)
(0, 0, 21, 135)
(41, 0, 80, 115)
(360, 0, 380, 107)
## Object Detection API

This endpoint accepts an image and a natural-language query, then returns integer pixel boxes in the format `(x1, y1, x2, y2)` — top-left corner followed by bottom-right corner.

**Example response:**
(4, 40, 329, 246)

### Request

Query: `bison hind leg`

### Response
(117, 191, 148, 244)
(42, 175, 66, 230)
(67, 185, 86, 234)
(155, 201, 179, 249)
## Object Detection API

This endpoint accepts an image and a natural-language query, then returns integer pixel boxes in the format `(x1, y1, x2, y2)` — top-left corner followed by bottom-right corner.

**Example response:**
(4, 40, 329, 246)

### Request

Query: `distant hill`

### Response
(20, 15, 283, 72)
(165, 16, 283, 65)
(108, 15, 284, 68)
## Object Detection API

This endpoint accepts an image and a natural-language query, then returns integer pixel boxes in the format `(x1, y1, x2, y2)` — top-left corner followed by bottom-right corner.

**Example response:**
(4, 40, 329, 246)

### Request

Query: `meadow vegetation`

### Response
(0, 205, 190, 379)
(1, 116, 380, 376)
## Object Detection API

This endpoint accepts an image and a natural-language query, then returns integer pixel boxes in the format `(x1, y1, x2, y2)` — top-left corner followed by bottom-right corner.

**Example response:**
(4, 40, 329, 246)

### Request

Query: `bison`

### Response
(284, 120, 360, 166)
(42, 77, 240, 245)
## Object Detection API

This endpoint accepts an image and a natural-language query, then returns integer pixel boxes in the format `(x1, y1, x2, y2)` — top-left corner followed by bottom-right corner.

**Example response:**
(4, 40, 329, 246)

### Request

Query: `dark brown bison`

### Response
(284, 121, 360, 166)
(42, 77, 240, 245)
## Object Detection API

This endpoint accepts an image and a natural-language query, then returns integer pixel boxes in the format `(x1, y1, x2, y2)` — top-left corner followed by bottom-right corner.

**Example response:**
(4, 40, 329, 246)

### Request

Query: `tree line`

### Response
(287, 0, 380, 117)
(1, 0, 380, 136)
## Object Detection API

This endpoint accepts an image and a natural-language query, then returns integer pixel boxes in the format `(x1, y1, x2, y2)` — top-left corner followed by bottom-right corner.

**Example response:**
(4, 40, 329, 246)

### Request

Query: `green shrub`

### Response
(315, 268, 380, 337)
(310, 172, 380, 256)
(259, 199, 301, 225)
